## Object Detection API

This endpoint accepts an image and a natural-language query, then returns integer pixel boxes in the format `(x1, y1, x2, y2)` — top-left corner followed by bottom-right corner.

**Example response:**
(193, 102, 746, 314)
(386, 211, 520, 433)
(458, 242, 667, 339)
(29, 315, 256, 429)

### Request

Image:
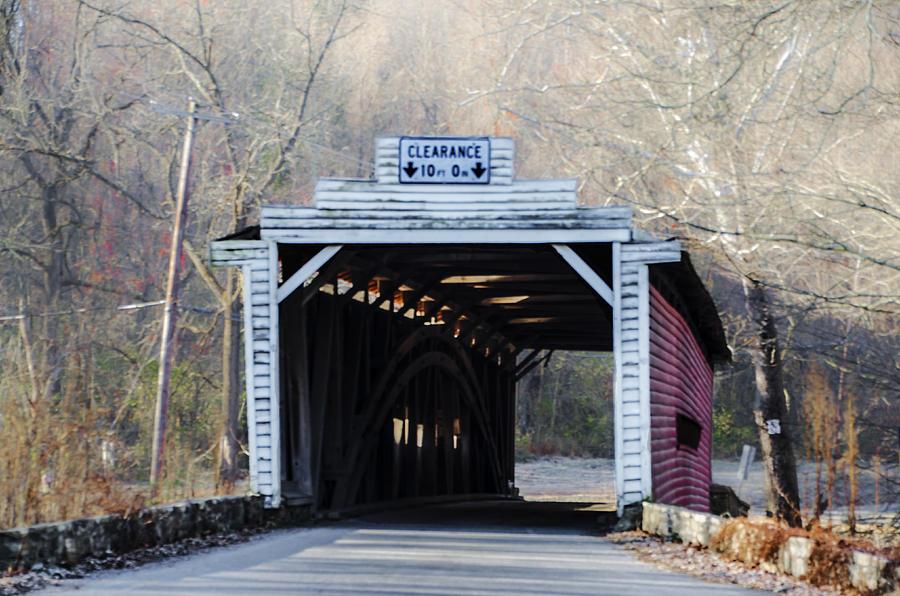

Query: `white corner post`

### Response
(209, 239, 283, 507)
(637, 261, 653, 502)
(615, 241, 683, 514)
(237, 241, 282, 507)
(612, 243, 653, 515)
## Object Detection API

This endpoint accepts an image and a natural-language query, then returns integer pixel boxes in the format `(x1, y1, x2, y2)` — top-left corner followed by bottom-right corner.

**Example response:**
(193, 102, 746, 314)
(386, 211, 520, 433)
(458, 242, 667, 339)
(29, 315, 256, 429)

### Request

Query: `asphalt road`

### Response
(35, 500, 765, 595)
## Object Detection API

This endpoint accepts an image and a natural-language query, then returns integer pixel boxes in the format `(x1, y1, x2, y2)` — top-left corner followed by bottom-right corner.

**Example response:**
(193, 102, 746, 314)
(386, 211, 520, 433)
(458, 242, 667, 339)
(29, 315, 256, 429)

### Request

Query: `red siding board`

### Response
(650, 367, 709, 405)
(648, 385, 691, 407)
(650, 347, 711, 389)
(649, 284, 713, 512)
(652, 428, 678, 440)
(656, 475, 709, 496)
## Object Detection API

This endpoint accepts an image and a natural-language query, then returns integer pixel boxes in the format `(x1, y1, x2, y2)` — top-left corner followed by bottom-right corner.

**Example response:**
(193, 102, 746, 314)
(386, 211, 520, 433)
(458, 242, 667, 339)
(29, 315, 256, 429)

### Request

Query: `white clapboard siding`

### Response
(315, 178, 574, 208)
(315, 199, 575, 211)
(261, 174, 633, 246)
(267, 209, 624, 223)
(209, 240, 269, 264)
(209, 239, 282, 509)
(615, 240, 645, 511)
(615, 253, 647, 508)
(376, 136, 514, 184)
(622, 427, 641, 442)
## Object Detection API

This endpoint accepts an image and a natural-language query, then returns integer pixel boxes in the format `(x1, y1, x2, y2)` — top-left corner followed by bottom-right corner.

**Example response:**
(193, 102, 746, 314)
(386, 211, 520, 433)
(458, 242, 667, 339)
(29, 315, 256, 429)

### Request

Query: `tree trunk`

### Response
(219, 270, 242, 489)
(743, 278, 801, 527)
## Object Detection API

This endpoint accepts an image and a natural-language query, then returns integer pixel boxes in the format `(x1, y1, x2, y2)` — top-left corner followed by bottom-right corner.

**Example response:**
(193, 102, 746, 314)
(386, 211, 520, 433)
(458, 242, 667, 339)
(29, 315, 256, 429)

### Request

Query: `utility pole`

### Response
(151, 100, 198, 485)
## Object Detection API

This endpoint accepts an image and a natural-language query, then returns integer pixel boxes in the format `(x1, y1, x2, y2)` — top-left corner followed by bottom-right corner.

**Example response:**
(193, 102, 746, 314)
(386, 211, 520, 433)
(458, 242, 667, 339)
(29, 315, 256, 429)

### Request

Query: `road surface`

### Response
(35, 500, 764, 595)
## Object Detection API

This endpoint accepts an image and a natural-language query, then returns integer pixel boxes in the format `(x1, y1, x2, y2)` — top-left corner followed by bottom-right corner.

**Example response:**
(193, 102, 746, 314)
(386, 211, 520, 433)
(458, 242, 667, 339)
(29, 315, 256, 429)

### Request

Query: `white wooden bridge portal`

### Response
(210, 137, 729, 515)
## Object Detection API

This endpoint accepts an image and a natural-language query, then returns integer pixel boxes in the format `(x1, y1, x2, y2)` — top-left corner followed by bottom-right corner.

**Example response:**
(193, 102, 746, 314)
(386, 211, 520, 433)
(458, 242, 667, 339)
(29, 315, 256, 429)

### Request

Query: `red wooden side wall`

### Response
(649, 284, 712, 512)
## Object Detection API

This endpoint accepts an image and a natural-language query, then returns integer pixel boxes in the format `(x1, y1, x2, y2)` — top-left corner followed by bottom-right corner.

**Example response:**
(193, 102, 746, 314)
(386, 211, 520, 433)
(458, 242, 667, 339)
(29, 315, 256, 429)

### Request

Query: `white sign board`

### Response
(737, 444, 756, 481)
(398, 137, 490, 184)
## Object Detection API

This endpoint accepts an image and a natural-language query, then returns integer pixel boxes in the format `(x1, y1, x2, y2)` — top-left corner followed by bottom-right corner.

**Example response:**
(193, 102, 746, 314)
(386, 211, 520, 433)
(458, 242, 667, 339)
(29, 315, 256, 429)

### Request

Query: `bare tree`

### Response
(453, 0, 899, 524)
(78, 0, 361, 485)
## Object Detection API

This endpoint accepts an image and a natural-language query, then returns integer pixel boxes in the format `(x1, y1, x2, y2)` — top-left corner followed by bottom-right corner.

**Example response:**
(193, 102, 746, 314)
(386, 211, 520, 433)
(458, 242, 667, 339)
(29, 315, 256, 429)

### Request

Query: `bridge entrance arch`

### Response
(210, 137, 729, 515)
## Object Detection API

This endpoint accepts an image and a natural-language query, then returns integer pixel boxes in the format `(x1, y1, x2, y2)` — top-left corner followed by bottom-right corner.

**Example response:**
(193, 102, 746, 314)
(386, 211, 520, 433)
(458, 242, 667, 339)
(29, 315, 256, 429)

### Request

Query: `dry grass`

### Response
(0, 393, 228, 529)
(806, 541, 853, 590)
(0, 304, 245, 531)
(0, 361, 235, 529)
(0, 398, 144, 527)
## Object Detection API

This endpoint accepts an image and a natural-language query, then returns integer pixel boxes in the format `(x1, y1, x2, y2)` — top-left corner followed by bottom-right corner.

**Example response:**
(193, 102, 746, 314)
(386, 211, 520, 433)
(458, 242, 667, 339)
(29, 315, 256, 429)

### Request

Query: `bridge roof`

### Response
(211, 136, 728, 364)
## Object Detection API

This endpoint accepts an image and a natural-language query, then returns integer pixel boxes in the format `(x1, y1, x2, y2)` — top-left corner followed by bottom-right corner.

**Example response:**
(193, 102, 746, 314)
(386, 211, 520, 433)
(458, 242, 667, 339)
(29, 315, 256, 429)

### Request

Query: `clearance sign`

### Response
(398, 137, 490, 184)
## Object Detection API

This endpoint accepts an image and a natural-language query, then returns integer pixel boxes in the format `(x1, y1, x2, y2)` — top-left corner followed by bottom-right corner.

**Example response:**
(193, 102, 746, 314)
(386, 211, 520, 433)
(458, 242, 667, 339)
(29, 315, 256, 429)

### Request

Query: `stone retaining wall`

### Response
(641, 502, 897, 594)
(1, 495, 268, 572)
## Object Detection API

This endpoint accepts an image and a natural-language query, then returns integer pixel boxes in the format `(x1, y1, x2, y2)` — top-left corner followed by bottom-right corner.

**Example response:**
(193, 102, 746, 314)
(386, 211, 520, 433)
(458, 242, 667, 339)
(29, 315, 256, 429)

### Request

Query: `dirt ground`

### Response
(515, 457, 617, 505)
(516, 456, 900, 522)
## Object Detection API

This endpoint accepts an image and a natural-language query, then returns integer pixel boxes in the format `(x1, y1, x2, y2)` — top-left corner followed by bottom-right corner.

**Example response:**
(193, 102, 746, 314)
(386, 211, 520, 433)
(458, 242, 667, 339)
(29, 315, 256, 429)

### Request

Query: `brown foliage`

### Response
(807, 541, 853, 589)
(802, 362, 839, 520)
(712, 517, 898, 594)
(711, 518, 795, 566)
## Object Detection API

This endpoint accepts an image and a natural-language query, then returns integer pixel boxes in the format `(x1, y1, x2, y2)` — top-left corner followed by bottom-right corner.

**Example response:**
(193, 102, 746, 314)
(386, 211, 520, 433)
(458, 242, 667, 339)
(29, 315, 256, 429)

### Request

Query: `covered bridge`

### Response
(209, 136, 730, 516)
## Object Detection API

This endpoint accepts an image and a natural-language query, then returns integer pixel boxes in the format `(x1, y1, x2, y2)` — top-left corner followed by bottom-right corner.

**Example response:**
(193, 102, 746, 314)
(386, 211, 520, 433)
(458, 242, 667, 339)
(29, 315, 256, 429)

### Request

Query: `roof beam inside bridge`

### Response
(277, 245, 343, 303)
(275, 244, 617, 354)
(552, 244, 614, 307)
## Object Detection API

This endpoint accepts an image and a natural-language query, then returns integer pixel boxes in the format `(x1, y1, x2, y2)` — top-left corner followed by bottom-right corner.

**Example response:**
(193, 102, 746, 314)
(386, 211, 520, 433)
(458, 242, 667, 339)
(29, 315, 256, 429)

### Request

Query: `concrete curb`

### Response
(0, 494, 268, 572)
(641, 502, 897, 594)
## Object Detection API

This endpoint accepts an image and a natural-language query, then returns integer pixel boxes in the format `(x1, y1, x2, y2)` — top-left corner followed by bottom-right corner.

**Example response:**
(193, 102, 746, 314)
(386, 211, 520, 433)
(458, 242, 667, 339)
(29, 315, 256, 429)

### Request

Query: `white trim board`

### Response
(612, 242, 625, 515)
(261, 228, 632, 244)
(638, 264, 653, 499)
(266, 240, 283, 508)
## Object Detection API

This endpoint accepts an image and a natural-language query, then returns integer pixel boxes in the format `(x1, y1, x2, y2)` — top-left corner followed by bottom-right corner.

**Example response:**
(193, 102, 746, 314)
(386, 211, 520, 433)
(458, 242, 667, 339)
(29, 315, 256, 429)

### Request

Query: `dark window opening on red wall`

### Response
(676, 413, 702, 451)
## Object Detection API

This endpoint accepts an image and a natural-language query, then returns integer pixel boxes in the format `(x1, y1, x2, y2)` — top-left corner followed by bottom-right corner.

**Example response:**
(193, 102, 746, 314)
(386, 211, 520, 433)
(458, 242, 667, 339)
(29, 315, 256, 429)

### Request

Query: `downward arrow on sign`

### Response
(403, 162, 418, 177)
(471, 162, 486, 178)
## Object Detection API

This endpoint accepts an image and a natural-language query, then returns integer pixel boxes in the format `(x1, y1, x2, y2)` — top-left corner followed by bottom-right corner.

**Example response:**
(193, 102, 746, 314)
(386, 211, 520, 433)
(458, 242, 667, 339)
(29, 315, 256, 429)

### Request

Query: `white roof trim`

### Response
(261, 228, 632, 244)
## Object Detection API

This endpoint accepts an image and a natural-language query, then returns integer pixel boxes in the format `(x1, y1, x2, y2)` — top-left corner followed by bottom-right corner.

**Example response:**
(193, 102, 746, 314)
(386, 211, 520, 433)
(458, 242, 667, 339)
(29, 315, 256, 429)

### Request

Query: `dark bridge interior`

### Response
(276, 243, 615, 510)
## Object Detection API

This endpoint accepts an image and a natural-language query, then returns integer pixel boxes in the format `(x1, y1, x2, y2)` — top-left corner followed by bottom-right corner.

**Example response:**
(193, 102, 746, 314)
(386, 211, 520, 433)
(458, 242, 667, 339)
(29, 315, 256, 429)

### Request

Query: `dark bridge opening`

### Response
(275, 244, 614, 511)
